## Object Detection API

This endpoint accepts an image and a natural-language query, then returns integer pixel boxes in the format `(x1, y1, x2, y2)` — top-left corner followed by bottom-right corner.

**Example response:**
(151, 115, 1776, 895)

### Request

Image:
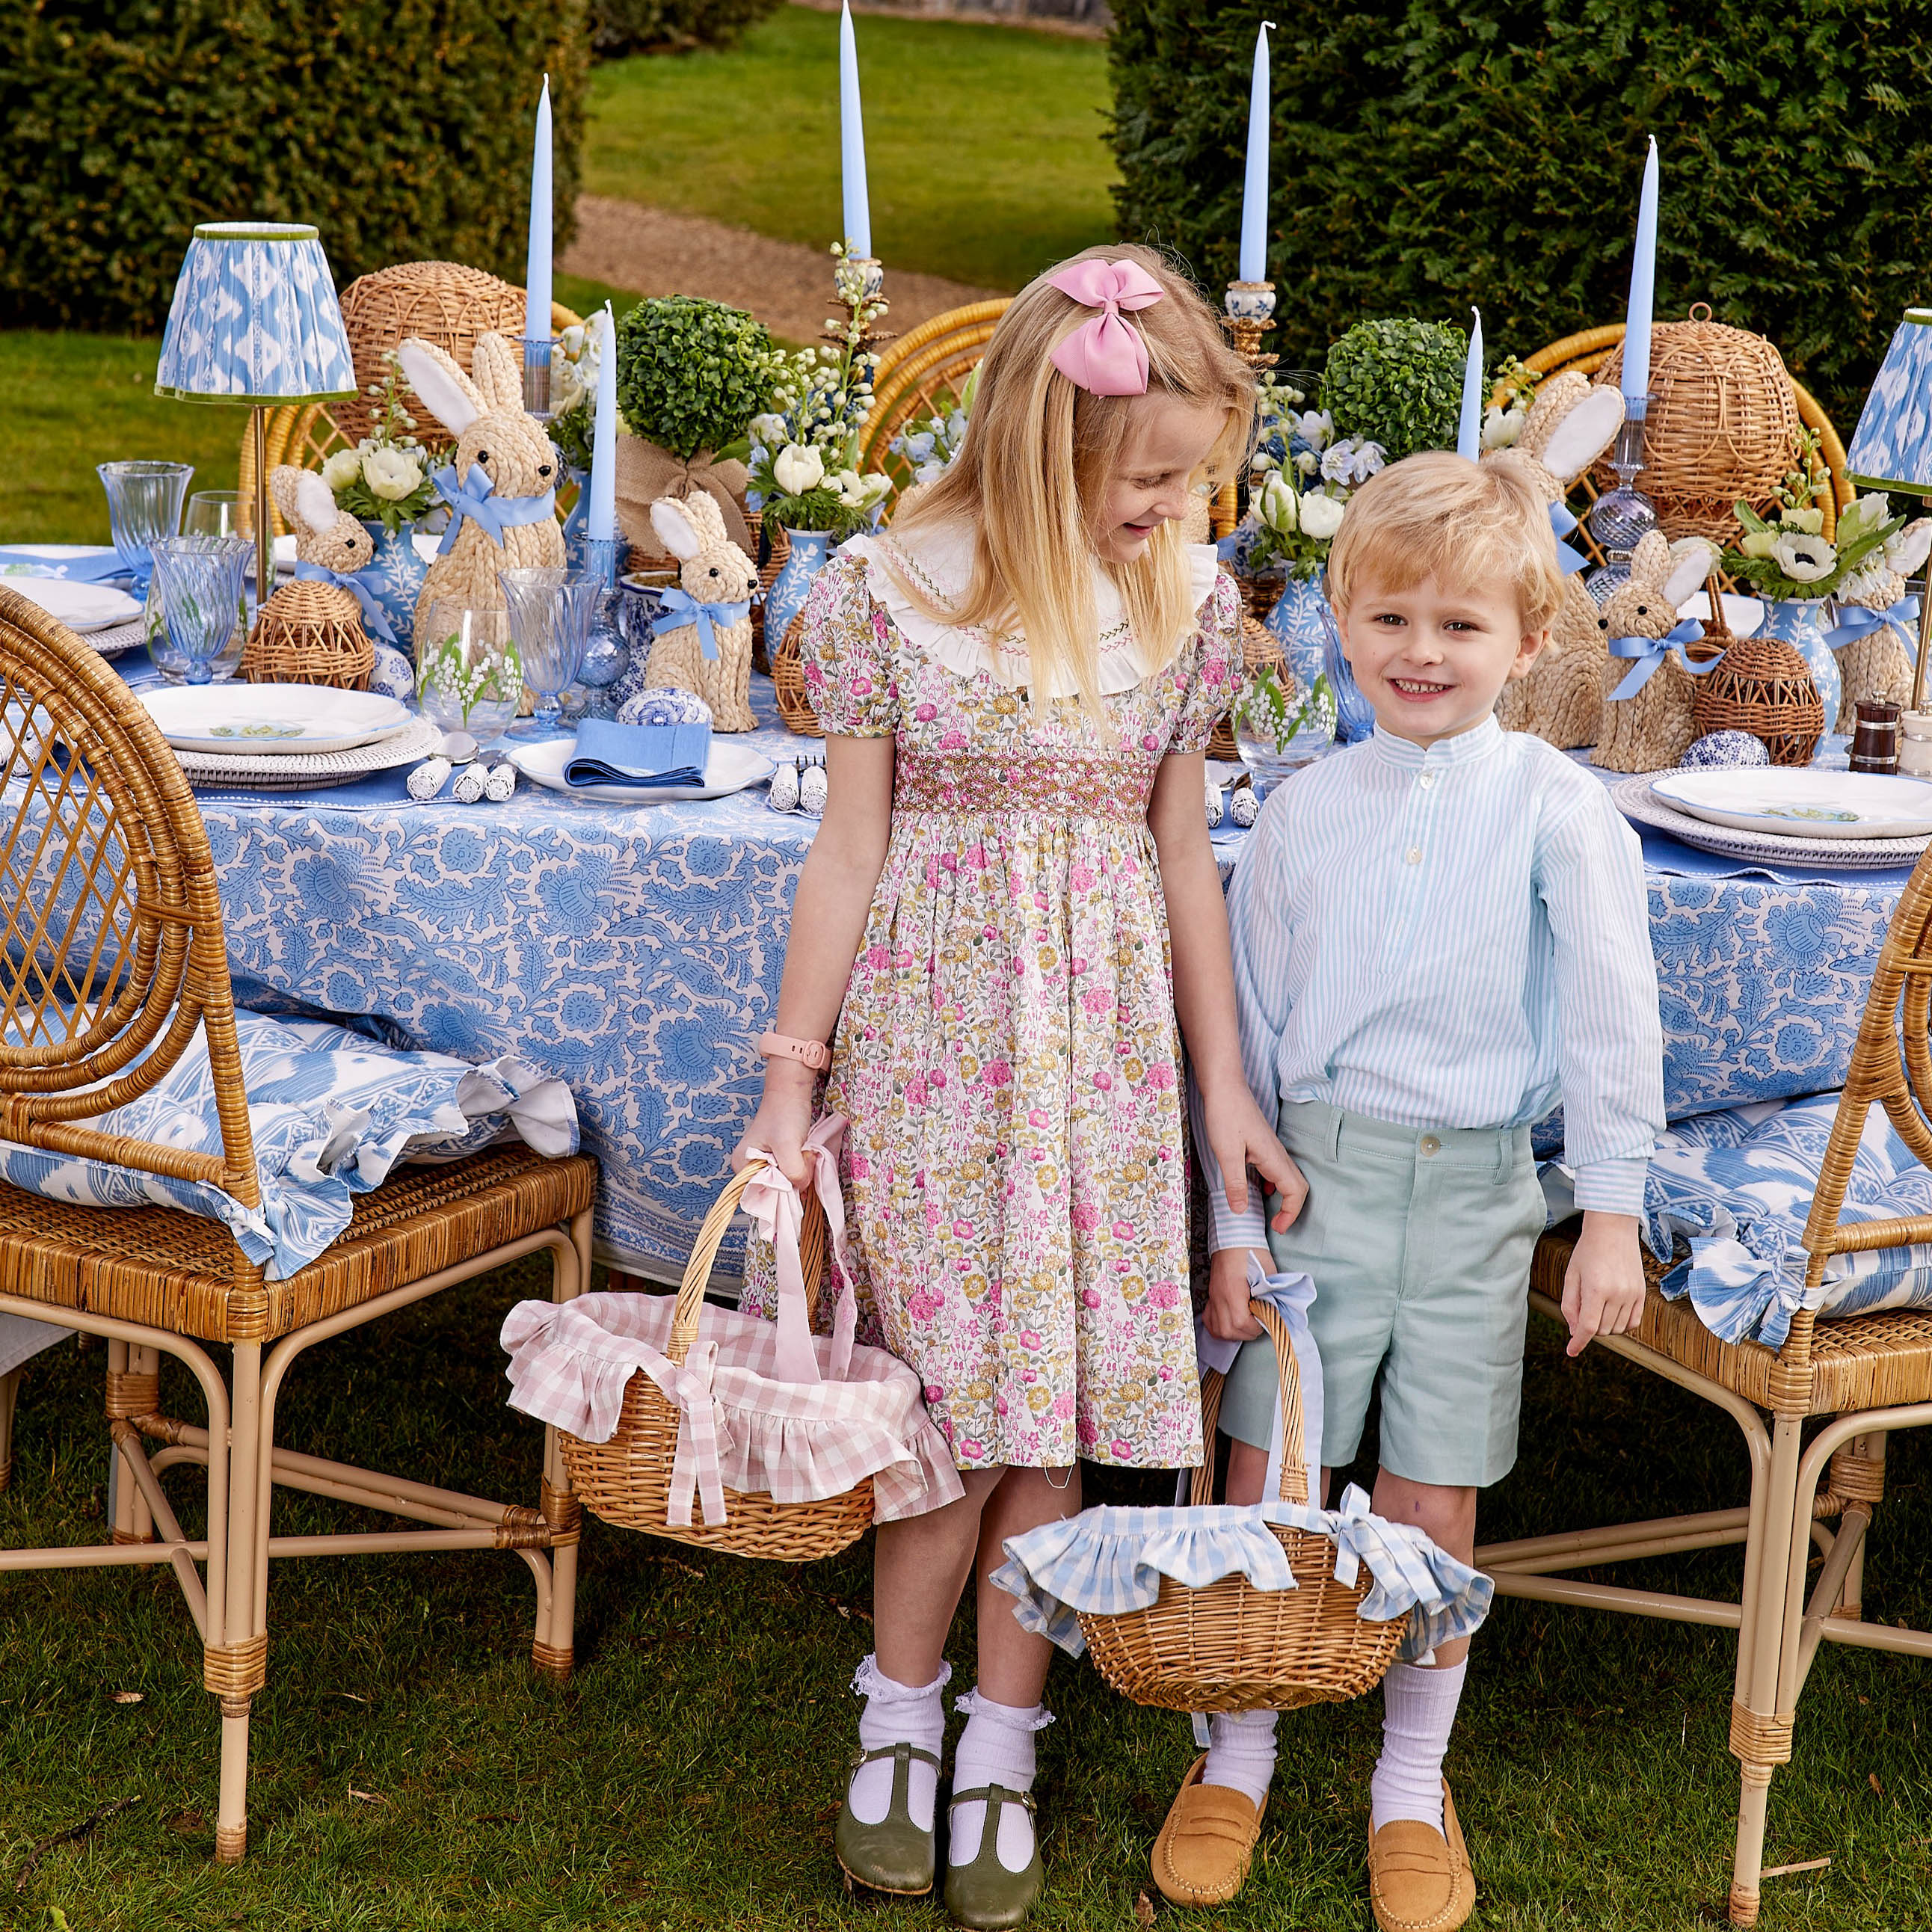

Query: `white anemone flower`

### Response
(1771, 531, 1836, 583)
(362, 448, 422, 502)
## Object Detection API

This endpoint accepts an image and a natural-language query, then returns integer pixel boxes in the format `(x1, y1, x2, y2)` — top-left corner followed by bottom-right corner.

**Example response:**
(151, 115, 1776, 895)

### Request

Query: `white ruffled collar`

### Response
(843, 520, 1221, 698)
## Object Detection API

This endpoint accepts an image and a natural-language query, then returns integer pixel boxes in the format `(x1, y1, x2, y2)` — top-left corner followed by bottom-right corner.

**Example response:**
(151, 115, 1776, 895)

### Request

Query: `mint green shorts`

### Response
(1217, 1098, 1546, 1488)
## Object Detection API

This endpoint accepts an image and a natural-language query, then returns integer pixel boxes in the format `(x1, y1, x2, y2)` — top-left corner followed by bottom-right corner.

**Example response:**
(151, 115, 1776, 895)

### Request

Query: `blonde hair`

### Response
(887, 243, 1255, 723)
(1327, 451, 1565, 633)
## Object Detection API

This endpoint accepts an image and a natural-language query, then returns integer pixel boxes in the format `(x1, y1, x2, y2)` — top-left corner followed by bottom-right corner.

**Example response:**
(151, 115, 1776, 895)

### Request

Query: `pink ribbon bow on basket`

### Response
(1047, 259, 1166, 397)
(737, 1113, 858, 1385)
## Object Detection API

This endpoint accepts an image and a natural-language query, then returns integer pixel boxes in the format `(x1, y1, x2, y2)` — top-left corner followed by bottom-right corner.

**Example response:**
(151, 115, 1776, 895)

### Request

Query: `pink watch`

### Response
(758, 1030, 831, 1071)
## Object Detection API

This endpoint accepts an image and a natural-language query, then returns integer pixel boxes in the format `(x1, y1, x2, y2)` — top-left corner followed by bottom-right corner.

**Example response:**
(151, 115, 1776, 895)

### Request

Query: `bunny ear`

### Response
(1629, 529, 1674, 586)
(293, 471, 341, 538)
(650, 496, 702, 562)
(397, 338, 484, 437)
(1662, 537, 1720, 608)
(268, 464, 306, 526)
(680, 490, 728, 545)
(1536, 385, 1626, 487)
(470, 332, 526, 413)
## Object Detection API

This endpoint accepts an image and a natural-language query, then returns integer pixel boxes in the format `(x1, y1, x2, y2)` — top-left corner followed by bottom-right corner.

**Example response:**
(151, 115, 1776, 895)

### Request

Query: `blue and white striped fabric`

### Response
(1642, 1091, 1932, 1348)
(0, 1011, 576, 1280)
(1205, 716, 1665, 1252)
(993, 1484, 1493, 1667)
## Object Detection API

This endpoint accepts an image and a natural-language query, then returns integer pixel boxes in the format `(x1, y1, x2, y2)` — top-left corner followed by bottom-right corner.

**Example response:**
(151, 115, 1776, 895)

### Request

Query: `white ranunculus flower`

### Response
(772, 443, 825, 496)
(1886, 517, 1932, 579)
(1257, 473, 1298, 535)
(322, 449, 363, 493)
(363, 448, 422, 502)
(1839, 490, 1892, 539)
(1298, 491, 1347, 541)
(749, 414, 789, 447)
(1771, 531, 1836, 582)
(1480, 404, 1525, 451)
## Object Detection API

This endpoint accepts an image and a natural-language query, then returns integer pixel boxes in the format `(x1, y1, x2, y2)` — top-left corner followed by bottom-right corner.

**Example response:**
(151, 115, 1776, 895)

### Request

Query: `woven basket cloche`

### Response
(1690, 635, 1826, 768)
(242, 579, 373, 690)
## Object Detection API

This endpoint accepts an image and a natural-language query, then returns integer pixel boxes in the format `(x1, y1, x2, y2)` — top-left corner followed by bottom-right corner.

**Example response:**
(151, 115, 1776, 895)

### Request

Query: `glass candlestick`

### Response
(520, 336, 553, 425)
(1586, 398, 1660, 606)
(576, 535, 629, 719)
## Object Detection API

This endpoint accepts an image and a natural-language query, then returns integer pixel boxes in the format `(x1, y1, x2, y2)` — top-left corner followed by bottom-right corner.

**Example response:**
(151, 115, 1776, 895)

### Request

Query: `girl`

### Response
(733, 244, 1297, 1931)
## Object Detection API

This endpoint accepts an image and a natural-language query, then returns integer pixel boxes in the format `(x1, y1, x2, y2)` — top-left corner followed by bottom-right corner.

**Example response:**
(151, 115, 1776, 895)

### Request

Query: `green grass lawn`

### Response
(585, 5, 1119, 293)
(4, 1255, 1929, 1929)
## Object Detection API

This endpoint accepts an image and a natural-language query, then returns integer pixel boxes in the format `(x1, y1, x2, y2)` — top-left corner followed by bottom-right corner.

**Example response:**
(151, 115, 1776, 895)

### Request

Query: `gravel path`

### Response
(562, 194, 1006, 346)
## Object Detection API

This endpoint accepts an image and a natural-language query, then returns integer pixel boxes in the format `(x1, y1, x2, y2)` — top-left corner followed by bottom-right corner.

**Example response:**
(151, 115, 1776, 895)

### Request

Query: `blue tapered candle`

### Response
(1456, 307, 1483, 461)
(840, 2, 872, 259)
(587, 304, 619, 544)
(1237, 22, 1274, 284)
(1622, 137, 1658, 406)
(524, 76, 553, 351)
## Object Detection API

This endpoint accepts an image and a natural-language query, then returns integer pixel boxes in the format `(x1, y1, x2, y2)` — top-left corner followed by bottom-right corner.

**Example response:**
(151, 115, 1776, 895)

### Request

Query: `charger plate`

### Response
(1613, 775, 1931, 869)
(173, 716, 443, 791)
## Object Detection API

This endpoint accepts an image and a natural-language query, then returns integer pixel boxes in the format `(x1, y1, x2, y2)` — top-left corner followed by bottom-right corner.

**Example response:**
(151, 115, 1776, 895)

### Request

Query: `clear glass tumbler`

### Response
(150, 536, 251, 687)
(185, 490, 243, 540)
(97, 461, 193, 592)
(417, 600, 523, 745)
(499, 567, 602, 739)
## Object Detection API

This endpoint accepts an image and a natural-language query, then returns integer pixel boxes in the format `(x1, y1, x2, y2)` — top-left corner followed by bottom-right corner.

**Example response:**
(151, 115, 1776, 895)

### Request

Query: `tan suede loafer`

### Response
(1367, 1779, 1477, 1932)
(1150, 1753, 1266, 1909)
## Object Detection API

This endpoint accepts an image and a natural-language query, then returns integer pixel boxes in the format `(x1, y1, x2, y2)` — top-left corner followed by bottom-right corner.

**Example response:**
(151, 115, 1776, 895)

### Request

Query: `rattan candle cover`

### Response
(243, 579, 374, 690)
(1691, 635, 1826, 766)
(1593, 313, 1803, 545)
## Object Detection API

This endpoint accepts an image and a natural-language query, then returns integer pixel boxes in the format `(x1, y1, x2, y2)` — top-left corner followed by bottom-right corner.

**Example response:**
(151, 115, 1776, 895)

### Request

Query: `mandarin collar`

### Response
(1370, 714, 1505, 772)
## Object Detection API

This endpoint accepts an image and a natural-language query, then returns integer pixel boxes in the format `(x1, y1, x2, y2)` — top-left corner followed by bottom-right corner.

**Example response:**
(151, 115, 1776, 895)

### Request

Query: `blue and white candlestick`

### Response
(1223, 281, 1276, 369)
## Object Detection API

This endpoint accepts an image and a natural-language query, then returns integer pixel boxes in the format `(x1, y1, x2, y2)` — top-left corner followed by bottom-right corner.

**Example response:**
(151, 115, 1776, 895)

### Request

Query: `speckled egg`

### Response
(619, 686, 714, 728)
(1680, 730, 1771, 770)
(367, 645, 416, 701)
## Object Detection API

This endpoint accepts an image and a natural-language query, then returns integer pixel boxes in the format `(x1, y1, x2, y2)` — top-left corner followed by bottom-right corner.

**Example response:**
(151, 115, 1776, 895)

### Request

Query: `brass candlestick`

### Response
(1218, 282, 1279, 537)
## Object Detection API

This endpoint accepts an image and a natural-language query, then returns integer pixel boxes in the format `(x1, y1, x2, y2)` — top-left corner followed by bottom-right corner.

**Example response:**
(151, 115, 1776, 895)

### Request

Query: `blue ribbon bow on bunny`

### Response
(292, 560, 397, 645)
(650, 588, 752, 662)
(1825, 595, 1921, 657)
(431, 464, 559, 555)
(1608, 618, 1715, 700)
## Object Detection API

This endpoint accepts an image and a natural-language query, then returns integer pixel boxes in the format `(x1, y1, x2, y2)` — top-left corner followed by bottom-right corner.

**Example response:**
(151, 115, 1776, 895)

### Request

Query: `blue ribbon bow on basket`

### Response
(292, 561, 396, 645)
(1548, 502, 1590, 576)
(1825, 596, 1921, 659)
(1609, 618, 1715, 700)
(650, 588, 751, 662)
(431, 465, 559, 555)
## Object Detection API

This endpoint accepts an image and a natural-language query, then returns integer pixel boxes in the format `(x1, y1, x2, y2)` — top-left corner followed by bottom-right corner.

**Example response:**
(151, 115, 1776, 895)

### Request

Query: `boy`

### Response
(1158, 453, 1665, 1930)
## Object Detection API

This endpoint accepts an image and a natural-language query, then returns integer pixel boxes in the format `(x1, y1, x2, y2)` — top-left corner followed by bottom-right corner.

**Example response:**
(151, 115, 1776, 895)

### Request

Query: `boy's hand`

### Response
(1560, 1210, 1646, 1357)
(1205, 1246, 1273, 1342)
(1199, 1085, 1307, 1234)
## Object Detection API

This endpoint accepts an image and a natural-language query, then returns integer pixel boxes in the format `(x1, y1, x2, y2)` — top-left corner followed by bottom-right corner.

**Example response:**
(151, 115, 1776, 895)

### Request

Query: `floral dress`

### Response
(759, 524, 1239, 1472)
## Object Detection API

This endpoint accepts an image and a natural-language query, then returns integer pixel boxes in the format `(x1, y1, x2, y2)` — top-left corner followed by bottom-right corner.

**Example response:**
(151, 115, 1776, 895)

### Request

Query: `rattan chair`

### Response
(0, 588, 597, 1860)
(1479, 844, 1932, 1926)
(860, 299, 1011, 499)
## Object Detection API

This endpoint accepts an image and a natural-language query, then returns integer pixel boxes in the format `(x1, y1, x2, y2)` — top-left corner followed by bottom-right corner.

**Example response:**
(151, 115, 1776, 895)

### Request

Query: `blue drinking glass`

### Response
(97, 461, 193, 594)
(150, 535, 251, 687)
(499, 567, 603, 738)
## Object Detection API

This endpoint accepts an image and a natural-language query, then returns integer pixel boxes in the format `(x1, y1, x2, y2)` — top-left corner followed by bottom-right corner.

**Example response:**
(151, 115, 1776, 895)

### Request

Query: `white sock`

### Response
(949, 1688, 1053, 1873)
(849, 1654, 950, 1832)
(1369, 1658, 1467, 1833)
(1202, 1708, 1279, 1809)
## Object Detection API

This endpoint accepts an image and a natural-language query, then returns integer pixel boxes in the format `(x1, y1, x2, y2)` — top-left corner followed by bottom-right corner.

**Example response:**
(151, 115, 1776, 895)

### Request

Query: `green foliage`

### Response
(591, 0, 780, 58)
(614, 295, 776, 459)
(1322, 318, 1468, 463)
(1107, 0, 1932, 429)
(0, 0, 591, 336)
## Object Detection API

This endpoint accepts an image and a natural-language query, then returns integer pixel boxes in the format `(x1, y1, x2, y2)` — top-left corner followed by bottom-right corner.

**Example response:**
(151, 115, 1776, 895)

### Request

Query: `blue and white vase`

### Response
(1269, 573, 1373, 743)
(359, 520, 428, 648)
(1756, 597, 1838, 743)
(765, 526, 833, 653)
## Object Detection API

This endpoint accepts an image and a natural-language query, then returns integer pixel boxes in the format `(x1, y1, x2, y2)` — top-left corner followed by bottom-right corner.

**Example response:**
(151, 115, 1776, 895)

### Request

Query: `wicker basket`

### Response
(751, 512, 786, 675)
(772, 611, 825, 737)
(1691, 635, 1827, 767)
(1076, 1298, 1407, 1713)
(559, 1163, 875, 1560)
(1207, 607, 1291, 763)
(242, 580, 373, 689)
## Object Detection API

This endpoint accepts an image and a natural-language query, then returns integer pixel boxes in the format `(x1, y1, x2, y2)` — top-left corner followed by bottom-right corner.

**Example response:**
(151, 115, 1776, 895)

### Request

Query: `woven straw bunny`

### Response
(644, 493, 760, 732)
(270, 465, 374, 575)
(1486, 372, 1626, 748)
(1593, 530, 1722, 772)
(1830, 564, 1916, 732)
(395, 330, 564, 649)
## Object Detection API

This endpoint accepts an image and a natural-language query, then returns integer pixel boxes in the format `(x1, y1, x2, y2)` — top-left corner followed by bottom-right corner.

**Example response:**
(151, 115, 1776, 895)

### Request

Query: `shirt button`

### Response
(1405, 846, 1423, 865)
(1419, 772, 1437, 789)
(1420, 1134, 1442, 1157)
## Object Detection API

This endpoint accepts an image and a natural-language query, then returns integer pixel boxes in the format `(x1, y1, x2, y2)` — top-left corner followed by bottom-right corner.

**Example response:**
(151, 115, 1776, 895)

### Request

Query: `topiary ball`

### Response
(1321, 317, 1468, 463)
(1680, 730, 1771, 769)
(619, 686, 713, 727)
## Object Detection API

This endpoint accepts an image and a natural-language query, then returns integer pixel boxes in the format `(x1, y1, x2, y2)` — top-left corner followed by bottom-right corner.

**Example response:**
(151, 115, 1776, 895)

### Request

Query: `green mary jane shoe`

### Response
(834, 1742, 940, 1897)
(944, 1784, 1045, 1931)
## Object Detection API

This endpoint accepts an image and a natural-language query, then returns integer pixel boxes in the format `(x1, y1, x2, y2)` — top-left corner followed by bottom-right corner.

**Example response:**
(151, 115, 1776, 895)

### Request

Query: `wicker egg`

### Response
(242, 579, 373, 689)
(1691, 636, 1826, 768)
(1593, 313, 1803, 546)
(1680, 730, 1771, 770)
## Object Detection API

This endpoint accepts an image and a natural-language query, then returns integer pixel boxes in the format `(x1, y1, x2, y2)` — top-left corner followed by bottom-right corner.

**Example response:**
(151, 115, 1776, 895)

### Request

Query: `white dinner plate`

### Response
(1649, 767, 1932, 840)
(140, 683, 416, 755)
(4, 577, 143, 633)
(508, 736, 776, 805)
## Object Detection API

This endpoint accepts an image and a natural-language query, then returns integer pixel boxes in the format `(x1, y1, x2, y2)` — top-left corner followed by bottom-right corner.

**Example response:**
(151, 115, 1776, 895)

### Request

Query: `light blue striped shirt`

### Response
(1204, 716, 1664, 1252)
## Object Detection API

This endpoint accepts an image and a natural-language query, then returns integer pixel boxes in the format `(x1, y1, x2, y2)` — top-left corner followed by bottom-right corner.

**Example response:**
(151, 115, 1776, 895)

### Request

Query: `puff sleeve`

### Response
(799, 552, 903, 739)
(1163, 568, 1243, 756)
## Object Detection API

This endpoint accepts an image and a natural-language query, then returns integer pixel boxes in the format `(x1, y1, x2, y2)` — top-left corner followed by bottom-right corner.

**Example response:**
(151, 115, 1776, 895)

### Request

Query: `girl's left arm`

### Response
(1148, 751, 1302, 1226)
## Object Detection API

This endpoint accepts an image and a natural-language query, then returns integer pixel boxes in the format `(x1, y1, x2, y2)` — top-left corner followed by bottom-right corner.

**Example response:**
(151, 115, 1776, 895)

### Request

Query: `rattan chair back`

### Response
(0, 591, 259, 1208)
(861, 300, 1011, 498)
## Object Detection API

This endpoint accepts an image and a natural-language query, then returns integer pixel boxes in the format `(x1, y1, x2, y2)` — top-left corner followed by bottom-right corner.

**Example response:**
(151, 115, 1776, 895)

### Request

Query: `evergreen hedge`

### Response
(0, 0, 590, 336)
(591, 0, 781, 59)
(1108, 0, 1932, 428)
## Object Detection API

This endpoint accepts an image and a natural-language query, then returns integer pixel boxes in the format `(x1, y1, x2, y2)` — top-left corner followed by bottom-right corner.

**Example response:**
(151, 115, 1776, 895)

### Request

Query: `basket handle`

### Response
(1190, 1297, 1309, 1507)
(671, 1158, 828, 1369)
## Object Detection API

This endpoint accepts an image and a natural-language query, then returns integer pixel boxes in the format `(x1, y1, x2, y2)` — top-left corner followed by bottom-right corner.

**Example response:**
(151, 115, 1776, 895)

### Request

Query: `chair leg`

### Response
(0, 1366, 19, 1493)
(533, 1210, 592, 1683)
(210, 1341, 268, 1864)
(1830, 1431, 1886, 1619)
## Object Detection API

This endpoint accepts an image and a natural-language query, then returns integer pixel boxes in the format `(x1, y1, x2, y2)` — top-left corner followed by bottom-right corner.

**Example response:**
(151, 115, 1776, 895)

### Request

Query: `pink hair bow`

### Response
(1047, 258, 1165, 396)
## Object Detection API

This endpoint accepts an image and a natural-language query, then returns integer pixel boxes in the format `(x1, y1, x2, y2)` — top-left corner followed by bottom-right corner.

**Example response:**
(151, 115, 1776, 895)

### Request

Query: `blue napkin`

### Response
(563, 716, 713, 790)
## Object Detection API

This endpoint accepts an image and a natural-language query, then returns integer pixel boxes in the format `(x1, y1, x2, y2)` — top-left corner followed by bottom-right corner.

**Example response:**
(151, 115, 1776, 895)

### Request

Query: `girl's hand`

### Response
(1205, 1246, 1272, 1342)
(731, 1062, 817, 1185)
(1560, 1210, 1646, 1357)
(1199, 1083, 1307, 1233)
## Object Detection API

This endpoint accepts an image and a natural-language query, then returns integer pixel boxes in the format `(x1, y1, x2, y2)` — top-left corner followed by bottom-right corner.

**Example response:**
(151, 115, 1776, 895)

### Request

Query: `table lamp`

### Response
(1845, 306, 1932, 716)
(153, 222, 358, 606)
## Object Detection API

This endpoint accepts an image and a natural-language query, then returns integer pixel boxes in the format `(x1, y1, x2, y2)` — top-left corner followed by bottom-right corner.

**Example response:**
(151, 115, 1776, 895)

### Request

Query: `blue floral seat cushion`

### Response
(0, 1012, 577, 1282)
(1640, 1092, 1932, 1348)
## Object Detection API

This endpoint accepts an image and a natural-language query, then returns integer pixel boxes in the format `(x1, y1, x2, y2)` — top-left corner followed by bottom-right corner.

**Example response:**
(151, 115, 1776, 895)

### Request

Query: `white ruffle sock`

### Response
(948, 1688, 1054, 1871)
(1202, 1708, 1279, 1809)
(849, 1654, 952, 1832)
(1369, 1658, 1468, 1833)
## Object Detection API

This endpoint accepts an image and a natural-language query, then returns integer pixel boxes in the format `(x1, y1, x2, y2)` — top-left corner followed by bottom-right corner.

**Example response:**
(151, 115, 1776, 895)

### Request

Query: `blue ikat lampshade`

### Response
(154, 222, 357, 405)
(1846, 307, 1932, 496)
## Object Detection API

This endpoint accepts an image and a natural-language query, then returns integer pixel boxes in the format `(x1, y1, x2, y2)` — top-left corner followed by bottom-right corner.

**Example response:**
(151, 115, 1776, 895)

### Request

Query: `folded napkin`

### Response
(0, 547, 130, 584)
(563, 716, 713, 790)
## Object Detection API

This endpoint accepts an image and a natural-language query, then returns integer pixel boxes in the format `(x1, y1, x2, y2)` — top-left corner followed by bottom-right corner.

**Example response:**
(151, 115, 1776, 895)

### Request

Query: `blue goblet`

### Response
(150, 535, 251, 687)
